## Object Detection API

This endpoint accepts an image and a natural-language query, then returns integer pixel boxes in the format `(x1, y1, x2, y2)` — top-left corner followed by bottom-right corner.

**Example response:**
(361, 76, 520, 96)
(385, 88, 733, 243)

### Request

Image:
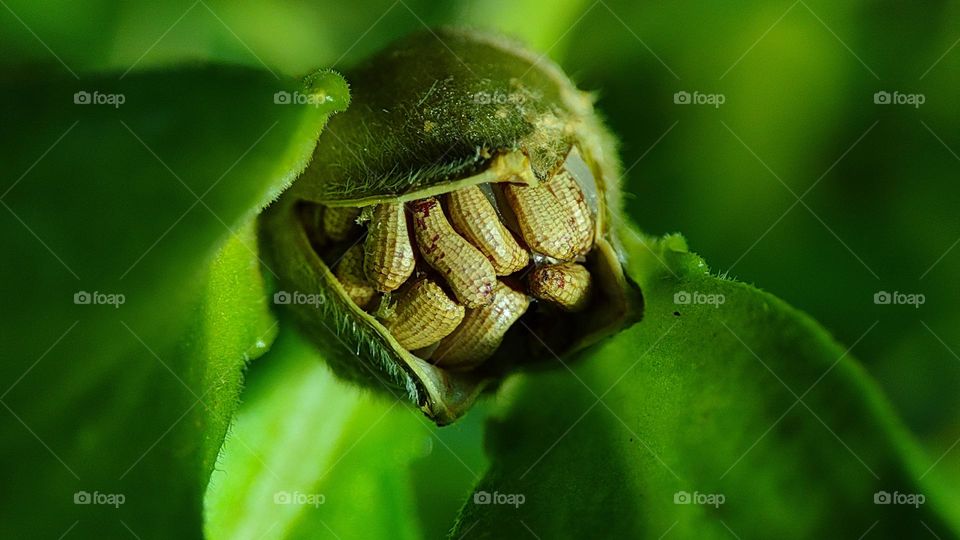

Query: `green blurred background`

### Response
(3, 0, 959, 535)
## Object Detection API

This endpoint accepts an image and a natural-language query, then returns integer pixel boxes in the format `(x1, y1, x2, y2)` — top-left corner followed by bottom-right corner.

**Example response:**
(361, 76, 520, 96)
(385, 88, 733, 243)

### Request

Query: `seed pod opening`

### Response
(260, 27, 642, 424)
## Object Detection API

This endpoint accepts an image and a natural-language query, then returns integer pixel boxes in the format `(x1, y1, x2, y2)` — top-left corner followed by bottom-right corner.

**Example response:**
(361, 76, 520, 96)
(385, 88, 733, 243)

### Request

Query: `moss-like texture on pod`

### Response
(292, 27, 615, 206)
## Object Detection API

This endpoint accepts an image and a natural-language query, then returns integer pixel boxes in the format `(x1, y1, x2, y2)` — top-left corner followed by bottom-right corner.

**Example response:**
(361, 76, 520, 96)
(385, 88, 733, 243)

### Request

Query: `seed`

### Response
(432, 281, 530, 369)
(299, 203, 327, 247)
(503, 179, 579, 261)
(334, 244, 376, 309)
(528, 262, 592, 312)
(447, 185, 529, 275)
(364, 203, 416, 292)
(547, 170, 594, 256)
(381, 278, 465, 350)
(322, 206, 361, 241)
(410, 197, 496, 308)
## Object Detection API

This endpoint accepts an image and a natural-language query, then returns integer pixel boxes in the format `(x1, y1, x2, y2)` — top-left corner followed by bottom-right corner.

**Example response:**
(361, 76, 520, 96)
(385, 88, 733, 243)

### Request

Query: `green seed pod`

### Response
(260, 27, 642, 424)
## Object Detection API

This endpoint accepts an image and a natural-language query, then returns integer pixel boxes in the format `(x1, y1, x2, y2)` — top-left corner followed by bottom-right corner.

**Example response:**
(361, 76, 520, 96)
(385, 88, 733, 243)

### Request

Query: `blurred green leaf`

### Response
(205, 327, 491, 540)
(0, 65, 347, 538)
(453, 227, 960, 538)
(205, 329, 428, 540)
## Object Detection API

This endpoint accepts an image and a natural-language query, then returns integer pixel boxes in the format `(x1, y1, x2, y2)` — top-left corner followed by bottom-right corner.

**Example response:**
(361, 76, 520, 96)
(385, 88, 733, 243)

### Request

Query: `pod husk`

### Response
(261, 27, 641, 424)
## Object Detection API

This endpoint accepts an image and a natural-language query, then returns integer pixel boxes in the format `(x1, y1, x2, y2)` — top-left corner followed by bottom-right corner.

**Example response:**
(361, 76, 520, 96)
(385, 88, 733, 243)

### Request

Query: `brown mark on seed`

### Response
(528, 262, 591, 312)
(410, 197, 496, 308)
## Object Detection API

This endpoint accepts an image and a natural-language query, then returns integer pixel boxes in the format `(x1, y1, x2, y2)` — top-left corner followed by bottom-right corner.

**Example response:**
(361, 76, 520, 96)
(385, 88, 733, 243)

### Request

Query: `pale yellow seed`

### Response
(410, 197, 496, 308)
(322, 206, 361, 241)
(364, 203, 415, 292)
(503, 180, 579, 261)
(528, 262, 592, 312)
(381, 278, 465, 350)
(334, 244, 376, 309)
(432, 281, 530, 369)
(547, 170, 594, 256)
(447, 185, 529, 275)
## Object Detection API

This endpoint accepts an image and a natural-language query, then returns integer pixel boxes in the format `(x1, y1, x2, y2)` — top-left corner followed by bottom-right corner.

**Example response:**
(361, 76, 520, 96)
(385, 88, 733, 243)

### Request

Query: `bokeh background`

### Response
(3, 0, 959, 536)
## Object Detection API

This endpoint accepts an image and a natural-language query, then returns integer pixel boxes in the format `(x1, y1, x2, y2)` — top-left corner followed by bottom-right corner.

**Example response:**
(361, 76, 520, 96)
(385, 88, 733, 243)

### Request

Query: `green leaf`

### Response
(0, 65, 347, 538)
(205, 329, 428, 540)
(453, 226, 960, 538)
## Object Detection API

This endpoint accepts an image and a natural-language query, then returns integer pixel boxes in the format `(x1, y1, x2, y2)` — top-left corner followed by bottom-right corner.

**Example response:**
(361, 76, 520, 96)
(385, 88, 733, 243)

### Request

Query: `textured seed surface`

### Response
(382, 278, 465, 350)
(410, 197, 496, 308)
(547, 171, 594, 256)
(364, 203, 416, 292)
(432, 281, 530, 369)
(322, 206, 361, 241)
(528, 262, 592, 312)
(300, 204, 327, 247)
(447, 185, 529, 275)
(503, 181, 579, 260)
(334, 244, 376, 309)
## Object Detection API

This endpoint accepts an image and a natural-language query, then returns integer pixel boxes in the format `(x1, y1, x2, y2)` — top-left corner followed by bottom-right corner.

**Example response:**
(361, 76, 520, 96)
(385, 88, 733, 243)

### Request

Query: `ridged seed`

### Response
(381, 278, 465, 350)
(447, 185, 529, 275)
(528, 262, 592, 312)
(299, 204, 327, 247)
(432, 281, 530, 369)
(334, 244, 376, 309)
(364, 203, 416, 292)
(547, 171, 594, 256)
(410, 197, 496, 308)
(322, 206, 361, 241)
(503, 180, 579, 260)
